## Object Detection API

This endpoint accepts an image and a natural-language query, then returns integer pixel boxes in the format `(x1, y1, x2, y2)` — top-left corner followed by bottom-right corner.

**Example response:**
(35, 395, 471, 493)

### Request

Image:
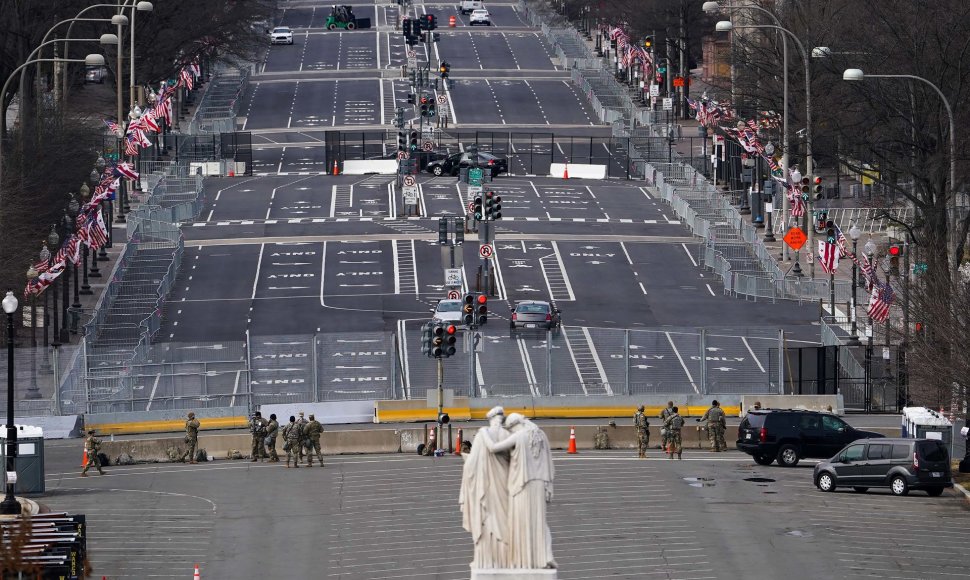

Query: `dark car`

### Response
(425, 151, 508, 177)
(736, 409, 884, 467)
(814, 438, 952, 496)
(510, 300, 561, 334)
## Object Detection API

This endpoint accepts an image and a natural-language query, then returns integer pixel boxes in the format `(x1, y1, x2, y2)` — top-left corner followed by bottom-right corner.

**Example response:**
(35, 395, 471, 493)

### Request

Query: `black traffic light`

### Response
(403, 18, 413, 37)
(825, 221, 836, 244)
(431, 323, 445, 357)
(813, 175, 823, 199)
(476, 293, 488, 325)
(462, 293, 475, 325)
(889, 244, 901, 275)
(394, 107, 405, 129)
(800, 176, 810, 201)
(406, 34, 418, 46)
(815, 210, 828, 232)
(424, 14, 437, 30)
(443, 323, 457, 357)
(407, 92, 416, 105)
(421, 322, 433, 357)
(428, 103, 437, 118)
(409, 130, 419, 151)
(432, 32, 441, 43)
(454, 217, 464, 245)
(473, 196, 483, 221)
(643, 36, 653, 49)
(484, 191, 501, 220)
(397, 130, 407, 151)
(438, 217, 448, 245)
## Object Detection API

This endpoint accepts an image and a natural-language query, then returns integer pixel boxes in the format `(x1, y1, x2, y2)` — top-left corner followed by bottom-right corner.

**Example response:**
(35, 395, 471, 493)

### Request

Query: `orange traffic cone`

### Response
(455, 428, 463, 455)
(562, 161, 569, 179)
(81, 450, 88, 468)
(332, 160, 339, 175)
(193, 563, 201, 579)
(567, 427, 578, 454)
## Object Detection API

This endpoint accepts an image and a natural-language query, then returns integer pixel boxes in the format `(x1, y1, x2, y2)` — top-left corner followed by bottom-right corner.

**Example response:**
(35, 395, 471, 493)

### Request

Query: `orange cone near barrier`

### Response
(562, 161, 569, 179)
(193, 563, 201, 580)
(332, 160, 340, 175)
(455, 428, 463, 455)
(449, 15, 456, 27)
(81, 450, 88, 468)
(567, 427, 578, 454)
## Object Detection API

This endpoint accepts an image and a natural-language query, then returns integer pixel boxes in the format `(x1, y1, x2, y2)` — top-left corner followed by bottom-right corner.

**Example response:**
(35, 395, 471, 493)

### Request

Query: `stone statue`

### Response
(478, 413, 556, 571)
(460, 406, 512, 569)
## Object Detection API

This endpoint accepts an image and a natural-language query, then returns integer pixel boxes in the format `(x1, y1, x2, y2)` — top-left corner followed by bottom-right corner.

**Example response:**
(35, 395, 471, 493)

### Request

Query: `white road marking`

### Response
(549, 241, 576, 300)
(639, 282, 648, 295)
(392, 239, 401, 294)
(583, 326, 612, 395)
(619, 242, 633, 265)
(251, 243, 265, 300)
(705, 283, 716, 296)
(742, 336, 767, 373)
(665, 331, 699, 393)
(319, 240, 328, 306)
(682, 242, 699, 267)
(515, 337, 539, 396)
(397, 319, 411, 398)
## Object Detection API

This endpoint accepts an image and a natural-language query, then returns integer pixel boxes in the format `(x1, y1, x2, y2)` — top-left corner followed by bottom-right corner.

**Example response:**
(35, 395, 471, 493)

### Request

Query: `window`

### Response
(866, 444, 891, 460)
(742, 414, 765, 429)
(800, 415, 820, 430)
(917, 441, 948, 462)
(844, 444, 865, 462)
(516, 303, 549, 314)
(891, 444, 911, 460)
(822, 415, 847, 432)
(436, 301, 460, 312)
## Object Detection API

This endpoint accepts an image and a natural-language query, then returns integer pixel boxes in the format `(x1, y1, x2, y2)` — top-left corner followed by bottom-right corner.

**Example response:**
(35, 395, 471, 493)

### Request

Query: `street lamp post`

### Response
(48, 227, 61, 349)
(864, 239, 876, 411)
(127, 2, 156, 109)
(704, 1, 792, 261)
(68, 196, 82, 309)
(94, 156, 112, 255)
(1, 291, 20, 515)
(59, 212, 72, 345)
(717, 19, 815, 274)
(79, 183, 93, 294)
(847, 223, 862, 346)
(842, 69, 958, 274)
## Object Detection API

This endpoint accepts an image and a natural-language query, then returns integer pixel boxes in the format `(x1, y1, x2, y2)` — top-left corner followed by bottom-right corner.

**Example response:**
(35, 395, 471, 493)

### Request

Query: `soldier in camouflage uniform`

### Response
(264, 413, 280, 462)
(698, 400, 727, 451)
(295, 411, 308, 462)
(658, 401, 675, 451)
(181, 412, 201, 463)
(663, 406, 685, 459)
(282, 415, 303, 468)
(250, 411, 268, 462)
(634, 405, 650, 458)
(303, 414, 324, 467)
(80, 429, 105, 476)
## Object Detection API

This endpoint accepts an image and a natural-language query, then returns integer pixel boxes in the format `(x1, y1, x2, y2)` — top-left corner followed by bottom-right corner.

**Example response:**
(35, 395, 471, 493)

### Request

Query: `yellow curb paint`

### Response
(87, 416, 249, 435)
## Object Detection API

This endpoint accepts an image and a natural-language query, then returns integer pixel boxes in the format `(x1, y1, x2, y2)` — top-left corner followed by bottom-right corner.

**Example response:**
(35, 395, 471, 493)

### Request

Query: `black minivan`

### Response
(814, 438, 952, 496)
(736, 409, 884, 467)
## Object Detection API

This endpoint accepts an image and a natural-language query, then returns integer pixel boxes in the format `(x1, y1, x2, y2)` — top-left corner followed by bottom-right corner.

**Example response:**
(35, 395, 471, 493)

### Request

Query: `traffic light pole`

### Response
(436, 356, 444, 451)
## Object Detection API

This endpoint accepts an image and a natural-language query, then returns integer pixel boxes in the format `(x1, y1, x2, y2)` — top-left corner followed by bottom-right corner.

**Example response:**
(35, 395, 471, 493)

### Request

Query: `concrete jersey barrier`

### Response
(342, 160, 397, 175)
(549, 163, 607, 179)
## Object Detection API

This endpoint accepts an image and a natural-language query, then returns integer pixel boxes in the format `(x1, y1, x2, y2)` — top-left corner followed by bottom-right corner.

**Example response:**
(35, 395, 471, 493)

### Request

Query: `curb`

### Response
(954, 482, 970, 500)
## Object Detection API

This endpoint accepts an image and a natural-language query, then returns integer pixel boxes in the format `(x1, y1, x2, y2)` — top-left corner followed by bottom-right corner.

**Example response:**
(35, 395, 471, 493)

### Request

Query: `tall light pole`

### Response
(842, 69, 958, 275)
(0, 54, 107, 195)
(717, 20, 814, 275)
(847, 223, 862, 346)
(703, 1, 791, 260)
(127, 2, 155, 109)
(1, 291, 20, 515)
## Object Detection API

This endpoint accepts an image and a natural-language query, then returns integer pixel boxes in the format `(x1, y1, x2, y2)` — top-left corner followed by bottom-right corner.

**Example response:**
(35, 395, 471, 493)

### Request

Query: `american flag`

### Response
(55, 237, 82, 265)
(860, 253, 877, 290)
(746, 119, 758, 132)
(868, 283, 894, 323)
(834, 225, 848, 257)
(87, 210, 109, 249)
(115, 162, 139, 181)
(124, 133, 140, 156)
(818, 240, 840, 274)
(142, 111, 160, 133)
(32, 258, 50, 274)
(179, 67, 194, 91)
(103, 119, 122, 135)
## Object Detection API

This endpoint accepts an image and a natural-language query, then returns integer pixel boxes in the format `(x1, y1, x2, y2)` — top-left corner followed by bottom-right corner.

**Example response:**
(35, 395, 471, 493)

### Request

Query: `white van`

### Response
(460, 0, 483, 15)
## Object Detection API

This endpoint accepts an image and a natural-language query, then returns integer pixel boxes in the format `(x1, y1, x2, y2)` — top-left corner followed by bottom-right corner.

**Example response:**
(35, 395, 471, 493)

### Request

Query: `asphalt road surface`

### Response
(40, 440, 970, 579)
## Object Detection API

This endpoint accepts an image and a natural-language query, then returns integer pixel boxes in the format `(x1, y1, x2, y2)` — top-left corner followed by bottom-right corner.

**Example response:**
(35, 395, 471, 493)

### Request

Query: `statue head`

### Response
(486, 406, 505, 426)
(505, 413, 526, 430)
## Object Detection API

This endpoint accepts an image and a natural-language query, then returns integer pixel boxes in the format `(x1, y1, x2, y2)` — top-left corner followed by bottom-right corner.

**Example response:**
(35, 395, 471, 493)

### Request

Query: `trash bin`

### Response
(901, 407, 953, 457)
(0, 424, 46, 494)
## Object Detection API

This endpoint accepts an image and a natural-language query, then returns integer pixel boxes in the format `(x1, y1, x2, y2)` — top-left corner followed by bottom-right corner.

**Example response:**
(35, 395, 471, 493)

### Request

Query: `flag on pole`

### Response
(868, 283, 894, 323)
(818, 240, 840, 274)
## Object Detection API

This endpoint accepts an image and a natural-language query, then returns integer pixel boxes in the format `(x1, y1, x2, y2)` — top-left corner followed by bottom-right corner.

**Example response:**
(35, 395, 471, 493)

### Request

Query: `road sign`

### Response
(423, 141, 434, 151)
(465, 331, 484, 353)
(783, 227, 807, 251)
(445, 268, 462, 287)
(403, 175, 416, 187)
(437, 94, 447, 104)
(468, 201, 476, 212)
(447, 289, 461, 299)
(662, 97, 673, 111)
(649, 84, 659, 97)
(467, 184, 482, 198)
(406, 50, 416, 58)
(402, 185, 418, 204)
(421, 125, 433, 136)
(479, 243, 494, 258)
(408, 58, 417, 70)
(468, 167, 483, 187)
(397, 150, 410, 160)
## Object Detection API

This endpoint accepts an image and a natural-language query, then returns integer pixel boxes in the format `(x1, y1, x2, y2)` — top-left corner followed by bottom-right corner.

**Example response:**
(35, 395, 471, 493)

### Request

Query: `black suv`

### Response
(736, 409, 884, 467)
(814, 438, 952, 496)
(425, 151, 508, 177)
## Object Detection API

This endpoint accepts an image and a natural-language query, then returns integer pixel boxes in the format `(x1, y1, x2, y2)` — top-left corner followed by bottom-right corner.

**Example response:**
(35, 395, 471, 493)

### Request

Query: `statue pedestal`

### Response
(472, 569, 558, 580)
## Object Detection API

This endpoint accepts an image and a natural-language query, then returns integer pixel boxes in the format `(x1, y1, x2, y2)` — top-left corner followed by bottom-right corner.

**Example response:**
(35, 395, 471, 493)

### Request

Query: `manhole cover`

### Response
(744, 477, 776, 483)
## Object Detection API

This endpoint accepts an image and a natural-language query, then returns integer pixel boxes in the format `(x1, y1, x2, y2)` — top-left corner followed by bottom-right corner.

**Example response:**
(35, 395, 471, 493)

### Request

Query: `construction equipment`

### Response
(326, 5, 371, 30)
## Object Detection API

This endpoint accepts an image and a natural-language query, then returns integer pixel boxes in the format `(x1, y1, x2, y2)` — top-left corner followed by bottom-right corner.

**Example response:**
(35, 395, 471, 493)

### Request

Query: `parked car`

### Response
(469, 9, 491, 26)
(736, 409, 884, 467)
(510, 300, 561, 334)
(270, 26, 294, 45)
(814, 438, 952, 496)
(431, 299, 463, 324)
(460, 0, 484, 14)
(425, 151, 507, 177)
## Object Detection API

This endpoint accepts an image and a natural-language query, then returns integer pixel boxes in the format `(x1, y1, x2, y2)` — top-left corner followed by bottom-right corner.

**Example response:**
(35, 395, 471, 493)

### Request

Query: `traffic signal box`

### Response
(409, 130, 419, 151)
(427, 322, 457, 358)
(463, 294, 475, 325)
(888, 244, 901, 275)
(476, 293, 488, 325)
(484, 190, 502, 220)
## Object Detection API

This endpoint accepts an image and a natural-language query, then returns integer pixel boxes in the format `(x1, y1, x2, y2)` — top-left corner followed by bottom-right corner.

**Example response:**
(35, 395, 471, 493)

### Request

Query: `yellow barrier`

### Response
(383, 405, 740, 423)
(87, 415, 249, 435)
